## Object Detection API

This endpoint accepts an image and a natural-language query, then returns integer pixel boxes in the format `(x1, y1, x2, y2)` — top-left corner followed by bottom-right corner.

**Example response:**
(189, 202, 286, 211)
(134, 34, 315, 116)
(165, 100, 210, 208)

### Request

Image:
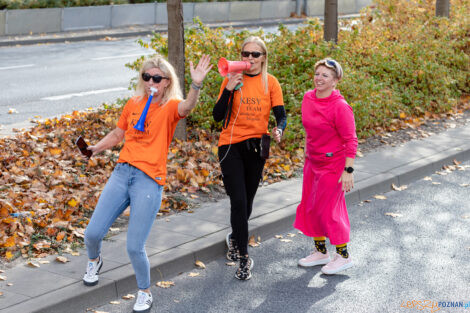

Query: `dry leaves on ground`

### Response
(373, 195, 387, 200)
(391, 184, 408, 191)
(195, 260, 206, 269)
(156, 281, 175, 288)
(0, 108, 304, 261)
(385, 212, 403, 218)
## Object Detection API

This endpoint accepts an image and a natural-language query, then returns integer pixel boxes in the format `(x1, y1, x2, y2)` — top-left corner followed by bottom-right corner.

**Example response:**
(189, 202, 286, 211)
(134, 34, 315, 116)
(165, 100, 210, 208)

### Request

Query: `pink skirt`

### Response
(293, 153, 350, 245)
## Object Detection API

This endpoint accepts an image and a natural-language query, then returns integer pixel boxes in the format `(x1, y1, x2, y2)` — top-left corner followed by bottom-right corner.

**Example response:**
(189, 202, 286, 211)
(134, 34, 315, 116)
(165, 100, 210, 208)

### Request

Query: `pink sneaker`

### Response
(321, 253, 353, 275)
(298, 248, 330, 267)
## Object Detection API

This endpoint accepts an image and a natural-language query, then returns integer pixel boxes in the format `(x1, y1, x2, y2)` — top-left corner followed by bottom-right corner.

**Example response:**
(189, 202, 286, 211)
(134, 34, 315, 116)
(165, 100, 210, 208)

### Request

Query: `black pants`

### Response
(218, 139, 266, 256)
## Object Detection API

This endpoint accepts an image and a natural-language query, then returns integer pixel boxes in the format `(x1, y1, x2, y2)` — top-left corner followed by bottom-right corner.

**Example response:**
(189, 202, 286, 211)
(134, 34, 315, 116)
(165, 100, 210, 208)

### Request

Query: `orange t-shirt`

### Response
(117, 96, 182, 185)
(217, 73, 284, 146)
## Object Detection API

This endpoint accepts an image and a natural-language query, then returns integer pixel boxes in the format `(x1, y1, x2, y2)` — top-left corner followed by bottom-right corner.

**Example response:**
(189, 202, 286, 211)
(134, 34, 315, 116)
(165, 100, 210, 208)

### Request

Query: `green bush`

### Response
(125, 0, 469, 149)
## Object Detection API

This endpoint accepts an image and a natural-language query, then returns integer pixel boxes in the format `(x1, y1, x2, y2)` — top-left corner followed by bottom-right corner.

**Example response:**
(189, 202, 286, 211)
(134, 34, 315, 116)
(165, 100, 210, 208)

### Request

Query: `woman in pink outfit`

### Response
(294, 58, 358, 275)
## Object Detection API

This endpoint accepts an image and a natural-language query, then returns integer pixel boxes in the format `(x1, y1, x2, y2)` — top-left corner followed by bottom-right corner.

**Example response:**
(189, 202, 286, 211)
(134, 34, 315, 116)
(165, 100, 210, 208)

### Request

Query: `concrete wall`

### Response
(0, 0, 372, 36)
(0, 10, 5, 36)
(62, 6, 111, 31)
(5, 8, 61, 35)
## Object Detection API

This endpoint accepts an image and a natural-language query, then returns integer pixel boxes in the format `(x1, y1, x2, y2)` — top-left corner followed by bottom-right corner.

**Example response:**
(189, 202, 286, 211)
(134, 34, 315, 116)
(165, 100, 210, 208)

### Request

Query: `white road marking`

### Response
(91, 53, 153, 61)
(0, 64, 35, 70)
(41, 87, 128, 101)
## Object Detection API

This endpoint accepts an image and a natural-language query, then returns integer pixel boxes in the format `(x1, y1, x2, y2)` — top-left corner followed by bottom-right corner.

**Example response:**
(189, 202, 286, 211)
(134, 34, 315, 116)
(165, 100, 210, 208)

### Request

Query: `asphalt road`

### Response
(91, 159, 470, 313)
(0, 37, 153, 131)
(0, 23, 302, 136)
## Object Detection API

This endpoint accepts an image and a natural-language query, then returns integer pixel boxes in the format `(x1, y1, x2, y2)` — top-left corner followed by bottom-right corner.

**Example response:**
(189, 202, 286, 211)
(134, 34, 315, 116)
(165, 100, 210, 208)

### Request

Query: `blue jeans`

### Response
(84, 163, 163, 290)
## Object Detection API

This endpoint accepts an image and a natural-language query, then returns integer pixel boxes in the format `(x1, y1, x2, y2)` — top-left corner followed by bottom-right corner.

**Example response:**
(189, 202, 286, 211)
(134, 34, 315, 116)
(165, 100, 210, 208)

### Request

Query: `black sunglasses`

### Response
(142, 73, 169, 83)
(241, 51, 265, 58)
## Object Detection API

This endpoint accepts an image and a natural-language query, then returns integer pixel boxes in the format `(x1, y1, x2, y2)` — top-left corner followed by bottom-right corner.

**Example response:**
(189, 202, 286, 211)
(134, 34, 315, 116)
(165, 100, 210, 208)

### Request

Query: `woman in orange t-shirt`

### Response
(213, 36, 287, 281)
(82, 55, 212, 313)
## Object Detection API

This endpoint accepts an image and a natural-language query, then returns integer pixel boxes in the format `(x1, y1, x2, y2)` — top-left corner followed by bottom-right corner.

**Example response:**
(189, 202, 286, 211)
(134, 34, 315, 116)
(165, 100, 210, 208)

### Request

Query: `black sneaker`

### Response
(226, 233, 239, 261)
(235, 255, 253, 280)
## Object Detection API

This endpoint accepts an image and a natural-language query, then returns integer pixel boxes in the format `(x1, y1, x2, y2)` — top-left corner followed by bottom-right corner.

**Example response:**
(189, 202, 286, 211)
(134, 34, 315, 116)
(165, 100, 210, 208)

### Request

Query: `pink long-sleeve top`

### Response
(302, 89, 358, 159)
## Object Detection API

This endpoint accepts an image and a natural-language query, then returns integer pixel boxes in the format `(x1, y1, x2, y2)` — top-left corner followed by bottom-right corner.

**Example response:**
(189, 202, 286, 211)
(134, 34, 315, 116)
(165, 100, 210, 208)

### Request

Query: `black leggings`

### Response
(218, 139, 266, 256)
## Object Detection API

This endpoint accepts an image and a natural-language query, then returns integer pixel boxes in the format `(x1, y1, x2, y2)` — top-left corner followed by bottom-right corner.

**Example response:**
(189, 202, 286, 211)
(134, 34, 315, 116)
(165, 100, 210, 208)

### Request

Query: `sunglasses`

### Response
(241, 51, 265, 58)
(324, 60, 337, 69)
(142, 73, 169, 83)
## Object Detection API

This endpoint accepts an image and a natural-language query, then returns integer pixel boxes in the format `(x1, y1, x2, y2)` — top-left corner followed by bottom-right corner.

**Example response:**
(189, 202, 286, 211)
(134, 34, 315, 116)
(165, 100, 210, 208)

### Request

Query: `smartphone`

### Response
(260, 134, 271, 159)
(75, 136, 92, 158)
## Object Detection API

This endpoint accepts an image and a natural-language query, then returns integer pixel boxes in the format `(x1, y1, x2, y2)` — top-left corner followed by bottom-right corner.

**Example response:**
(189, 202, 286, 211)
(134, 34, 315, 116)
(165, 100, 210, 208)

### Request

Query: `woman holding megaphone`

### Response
(81, 54, 212, 313)
(213, 36, 287, 281)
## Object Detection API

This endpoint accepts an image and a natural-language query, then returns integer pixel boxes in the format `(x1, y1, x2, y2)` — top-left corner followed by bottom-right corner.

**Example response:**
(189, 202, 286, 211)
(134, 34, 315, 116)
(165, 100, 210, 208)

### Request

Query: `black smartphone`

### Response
(75, 136, 92, 158)
(260, 134, 271, 159)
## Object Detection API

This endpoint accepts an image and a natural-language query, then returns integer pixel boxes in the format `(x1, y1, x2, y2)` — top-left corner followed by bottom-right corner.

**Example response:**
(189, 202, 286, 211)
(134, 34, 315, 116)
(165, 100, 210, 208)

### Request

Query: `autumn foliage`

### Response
(0, 108, 303, 260)
(128, 0, 469, 148)
(1, 0, 469, 261)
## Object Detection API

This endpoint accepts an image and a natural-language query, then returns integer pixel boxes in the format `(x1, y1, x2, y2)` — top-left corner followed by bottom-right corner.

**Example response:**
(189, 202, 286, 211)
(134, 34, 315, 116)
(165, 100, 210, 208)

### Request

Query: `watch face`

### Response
(346, 167, 354, 173)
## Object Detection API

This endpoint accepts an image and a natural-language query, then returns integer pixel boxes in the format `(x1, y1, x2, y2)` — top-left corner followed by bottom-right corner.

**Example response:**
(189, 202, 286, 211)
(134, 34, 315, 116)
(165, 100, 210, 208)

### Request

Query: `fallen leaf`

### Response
(56, 256, 68, 263)
(363, 200, 371, 203)
(26, 261, 40, 268)
(391, 183, 408, 191)
(274, 235, 283, 239)
(38, 260, 50, 264)
(432, 182, 441, 185)
(0, 292, 3, 296)
(195, 260, 206, 269)
(248, 235, 259, 247)
(7, 283, 13, 286)
(188, 272, 200, 277)
(0, 275, 6, 281)
(287, 233, 296, 237)
(459, 183, 469, 187)
(280, 239, 292, 243)
(122, 294, 135, 300)
(423, 176, 432, 181)
(373, 195, 387, 200)
(385, 212, 402, 218)
(93, 311, 108, 313)
(225, 262, 236, 266)
(156, 281, 175, 288)
(109, 301, 120, 305)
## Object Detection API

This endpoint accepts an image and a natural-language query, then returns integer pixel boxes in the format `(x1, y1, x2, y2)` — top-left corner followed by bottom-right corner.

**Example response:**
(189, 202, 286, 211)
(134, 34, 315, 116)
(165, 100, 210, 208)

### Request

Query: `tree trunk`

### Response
(436, 0, 450, 17)
(167, 0, 187, 140)
(324, 0, 338, 43)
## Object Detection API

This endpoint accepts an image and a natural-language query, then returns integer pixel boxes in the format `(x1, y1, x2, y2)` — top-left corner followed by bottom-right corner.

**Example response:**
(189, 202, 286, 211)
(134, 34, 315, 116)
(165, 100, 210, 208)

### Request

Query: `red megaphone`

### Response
(218, 57, 251, 76)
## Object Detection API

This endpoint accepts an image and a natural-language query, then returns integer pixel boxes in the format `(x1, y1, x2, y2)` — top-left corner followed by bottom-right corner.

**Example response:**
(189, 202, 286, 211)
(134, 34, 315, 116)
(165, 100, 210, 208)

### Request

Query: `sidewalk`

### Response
(0, 122, 469, 313)
(0, 17, 309, 47)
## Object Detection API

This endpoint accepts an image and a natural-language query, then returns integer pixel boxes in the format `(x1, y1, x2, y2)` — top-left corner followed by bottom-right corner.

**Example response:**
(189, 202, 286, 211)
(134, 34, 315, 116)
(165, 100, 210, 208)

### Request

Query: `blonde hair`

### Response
(135, 55, 183, 104)
(241, 36, 269, 94)
(314, 58, 343, 80)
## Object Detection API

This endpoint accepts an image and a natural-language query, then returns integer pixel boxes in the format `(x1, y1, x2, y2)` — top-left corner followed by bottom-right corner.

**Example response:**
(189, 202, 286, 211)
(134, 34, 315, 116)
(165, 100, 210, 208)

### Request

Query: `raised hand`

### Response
(190, 54, 213, 86)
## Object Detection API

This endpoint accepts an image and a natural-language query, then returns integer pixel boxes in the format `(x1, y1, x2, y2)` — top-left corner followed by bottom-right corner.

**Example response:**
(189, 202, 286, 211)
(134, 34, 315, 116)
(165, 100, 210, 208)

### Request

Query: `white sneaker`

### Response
(133, 290, 153, 313)
(83, 256, 103, 286)
(321, 253, 353, 275)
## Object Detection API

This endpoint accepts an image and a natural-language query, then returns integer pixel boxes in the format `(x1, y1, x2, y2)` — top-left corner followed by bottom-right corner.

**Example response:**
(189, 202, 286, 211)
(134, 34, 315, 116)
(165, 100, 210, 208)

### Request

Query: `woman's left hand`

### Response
(338, 171, 354, 192)
(190, 54, 213, 86)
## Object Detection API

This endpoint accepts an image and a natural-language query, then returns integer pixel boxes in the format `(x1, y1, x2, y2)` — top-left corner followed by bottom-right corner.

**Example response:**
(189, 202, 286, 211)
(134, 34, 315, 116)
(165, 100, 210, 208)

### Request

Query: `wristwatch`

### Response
(344, 167, 354, 173)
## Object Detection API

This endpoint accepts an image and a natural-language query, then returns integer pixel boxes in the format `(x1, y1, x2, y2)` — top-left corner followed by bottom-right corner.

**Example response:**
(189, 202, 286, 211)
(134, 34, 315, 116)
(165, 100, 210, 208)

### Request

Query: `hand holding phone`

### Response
(75, 136, 92, 158)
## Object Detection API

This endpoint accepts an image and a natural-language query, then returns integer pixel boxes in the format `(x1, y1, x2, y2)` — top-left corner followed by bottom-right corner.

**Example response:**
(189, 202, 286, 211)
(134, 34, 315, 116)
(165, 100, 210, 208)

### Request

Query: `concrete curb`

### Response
(2, 124, 469, 313)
